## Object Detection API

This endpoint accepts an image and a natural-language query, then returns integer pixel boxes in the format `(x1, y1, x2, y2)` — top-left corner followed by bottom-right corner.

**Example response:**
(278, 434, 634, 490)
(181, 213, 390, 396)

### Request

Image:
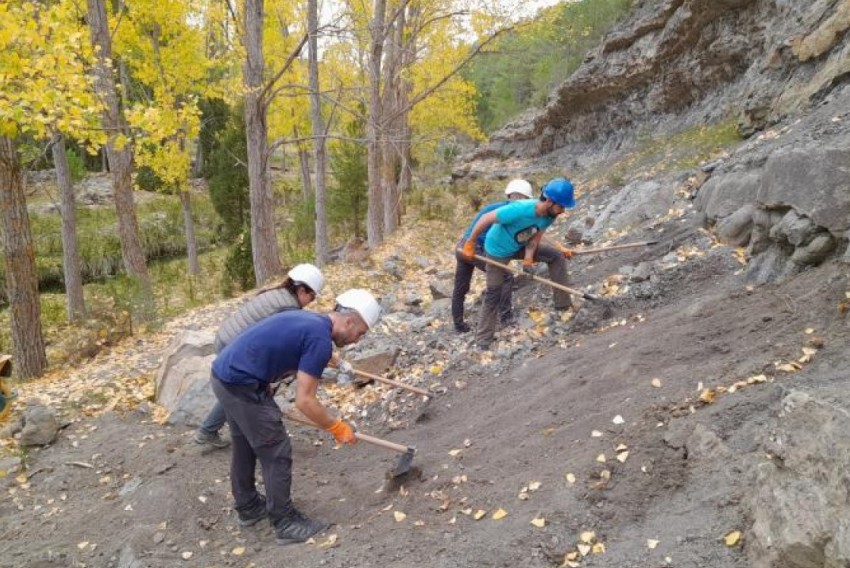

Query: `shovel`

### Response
(283, 410, 416, 478)
(473, 254, 602, 301)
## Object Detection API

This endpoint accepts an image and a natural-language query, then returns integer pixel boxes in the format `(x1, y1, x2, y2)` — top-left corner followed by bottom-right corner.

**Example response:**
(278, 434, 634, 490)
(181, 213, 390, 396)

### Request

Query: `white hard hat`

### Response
(335, 289, 381, 329)
(287, 264, 324, 294)
(505, 179, 534, 199)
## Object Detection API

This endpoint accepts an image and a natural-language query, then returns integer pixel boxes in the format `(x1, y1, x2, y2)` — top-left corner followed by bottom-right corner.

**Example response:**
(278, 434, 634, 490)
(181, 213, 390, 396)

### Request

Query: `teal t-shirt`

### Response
(483, 200, 554, 257)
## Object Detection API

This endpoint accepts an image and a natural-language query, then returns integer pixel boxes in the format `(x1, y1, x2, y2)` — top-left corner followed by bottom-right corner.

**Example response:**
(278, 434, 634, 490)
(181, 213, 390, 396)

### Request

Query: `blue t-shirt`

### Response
(462, 200, 510, 249)
(212, 310, 333, 385)
(484, 200, 554, 257)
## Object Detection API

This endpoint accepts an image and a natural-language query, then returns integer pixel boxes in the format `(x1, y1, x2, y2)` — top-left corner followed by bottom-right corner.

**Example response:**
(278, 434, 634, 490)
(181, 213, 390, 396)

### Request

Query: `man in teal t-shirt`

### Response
(459, 178, 577, 349)
(451, 179, 535, 332)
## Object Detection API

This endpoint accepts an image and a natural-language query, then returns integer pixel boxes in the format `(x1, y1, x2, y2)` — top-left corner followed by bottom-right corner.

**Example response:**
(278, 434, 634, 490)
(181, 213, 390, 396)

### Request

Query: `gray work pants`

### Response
(211, 375, 294, 525)
(476, 244, 571, 344)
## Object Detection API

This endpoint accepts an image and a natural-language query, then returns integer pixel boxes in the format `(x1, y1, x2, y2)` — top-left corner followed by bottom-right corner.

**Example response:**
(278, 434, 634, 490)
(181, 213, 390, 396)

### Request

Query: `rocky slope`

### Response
(457, 0, 850, 171)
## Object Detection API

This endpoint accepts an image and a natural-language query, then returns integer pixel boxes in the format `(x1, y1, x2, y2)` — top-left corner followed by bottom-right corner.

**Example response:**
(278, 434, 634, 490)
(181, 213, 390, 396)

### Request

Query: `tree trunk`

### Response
(180, 190, 200, 275)
(87, 0, 155, 321)
(243, 0, 282, 285)
(51, 134, 86, 322)
(193, 139, 203, 178)
(380, 12, 406, 236)
(0, 137, 48, 379)
(298, 146, 312, 201)
(366, 0, 387, 249)
(308, 0, 329, 266)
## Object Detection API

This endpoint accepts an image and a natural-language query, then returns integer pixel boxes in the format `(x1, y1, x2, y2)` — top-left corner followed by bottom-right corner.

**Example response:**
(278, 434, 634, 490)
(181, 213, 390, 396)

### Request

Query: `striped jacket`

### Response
(214, 288, 299, 353)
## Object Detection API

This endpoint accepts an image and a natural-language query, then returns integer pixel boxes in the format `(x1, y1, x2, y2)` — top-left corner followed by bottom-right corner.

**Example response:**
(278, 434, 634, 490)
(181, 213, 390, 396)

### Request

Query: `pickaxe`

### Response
(472, 254, 602, 301)
(283, 410, 416, 478)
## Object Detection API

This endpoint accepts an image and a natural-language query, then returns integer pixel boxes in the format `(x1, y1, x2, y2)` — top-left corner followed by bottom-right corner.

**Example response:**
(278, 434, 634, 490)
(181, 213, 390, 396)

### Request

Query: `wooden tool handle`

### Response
(473, 254, 600, 301)
(283, 411, 411, 454)
(354, 432, 410, 454)
(353, 369, 431, 397)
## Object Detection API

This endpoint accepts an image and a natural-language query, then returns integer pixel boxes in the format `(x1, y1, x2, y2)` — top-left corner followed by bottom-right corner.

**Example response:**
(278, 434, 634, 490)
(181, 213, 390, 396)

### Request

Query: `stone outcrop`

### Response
(459, 0, 850, 169)
(747, 392, 850, 568)
(154, 331, 216, 426)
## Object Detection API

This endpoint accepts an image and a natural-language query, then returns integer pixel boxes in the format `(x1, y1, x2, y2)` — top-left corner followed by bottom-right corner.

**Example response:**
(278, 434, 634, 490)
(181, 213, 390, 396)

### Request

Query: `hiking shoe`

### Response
(237, 495, 268, 527)
(194, 430, 230, 449)
(454, 322, 472, 333)
(275, 510, 329, 545)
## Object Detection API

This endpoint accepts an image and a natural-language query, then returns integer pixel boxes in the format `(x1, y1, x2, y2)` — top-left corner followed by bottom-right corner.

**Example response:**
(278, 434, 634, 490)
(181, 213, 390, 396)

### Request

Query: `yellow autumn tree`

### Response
(0, 0, 102, 377)
(115, 0, 233, 275)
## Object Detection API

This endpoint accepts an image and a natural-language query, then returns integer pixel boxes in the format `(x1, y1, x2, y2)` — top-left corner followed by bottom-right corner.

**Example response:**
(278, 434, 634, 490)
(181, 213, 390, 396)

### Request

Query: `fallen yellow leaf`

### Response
(592, 542, 606, 554)
(393, 511, 407, 522)
(616, 451, 629, 463)
(580, 531, 596, 543)
(699, 389, 716, 403)
(77, 542, 89, 550)
(647, 539, 659, 549)
(528, 481, 542, 491)
(492, 508, 508, 520)
(651, 378, 662, 388)
(565, 473, 576, 484)
(596, 453, 606, 463)
(232, 546, 245, 556)
(448, 449, 462, 457)
(318, 534, 338, 548)
(530, 516, 546, 528)
(473, 509, 486, 520)
(577, 543, 591, 556)
(724, 530, 742, 547)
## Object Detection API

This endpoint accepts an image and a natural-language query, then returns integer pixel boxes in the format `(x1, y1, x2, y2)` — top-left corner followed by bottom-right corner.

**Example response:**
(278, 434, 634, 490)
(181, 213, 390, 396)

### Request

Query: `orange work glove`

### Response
(460, 240, 476, 260)
(326, 418, 357, 445)
(561, 247, 574, 259)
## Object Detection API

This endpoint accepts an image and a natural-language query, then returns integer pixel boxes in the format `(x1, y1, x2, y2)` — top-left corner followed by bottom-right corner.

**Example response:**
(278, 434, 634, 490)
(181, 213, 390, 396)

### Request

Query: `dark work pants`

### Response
(211, 375, 294, 526)
(451, 247, 513, 328)
(476, 244, 571, 344)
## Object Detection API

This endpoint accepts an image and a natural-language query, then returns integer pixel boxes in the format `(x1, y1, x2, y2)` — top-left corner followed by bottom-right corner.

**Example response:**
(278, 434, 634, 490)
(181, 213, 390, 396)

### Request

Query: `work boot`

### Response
(454, 322, 472, 333)
(275, 509, 329, 545)
(194, 429, 230, 449)
(237, 495, 268, 527)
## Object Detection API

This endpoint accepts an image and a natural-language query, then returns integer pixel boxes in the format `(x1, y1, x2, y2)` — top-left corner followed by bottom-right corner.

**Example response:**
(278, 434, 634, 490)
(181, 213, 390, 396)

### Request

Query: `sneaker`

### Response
(275, 510, 329, 545)
(237, 495, 268, 527)
(454, 322, 472, 333)
(194, 429, 230, 449)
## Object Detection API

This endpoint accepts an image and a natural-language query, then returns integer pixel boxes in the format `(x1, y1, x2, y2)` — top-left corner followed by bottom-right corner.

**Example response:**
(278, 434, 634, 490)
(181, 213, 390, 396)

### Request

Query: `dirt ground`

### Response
(1, 193, 849, 568)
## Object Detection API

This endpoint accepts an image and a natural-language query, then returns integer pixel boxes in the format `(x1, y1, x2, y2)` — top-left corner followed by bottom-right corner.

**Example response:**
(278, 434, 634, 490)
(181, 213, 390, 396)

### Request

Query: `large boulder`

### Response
(747, 392, 850, 568)
(19, 405, 59, 446)
(696, 170, 761, 222)
(758, 146, 850, 236)
(154, 331, 216, 426)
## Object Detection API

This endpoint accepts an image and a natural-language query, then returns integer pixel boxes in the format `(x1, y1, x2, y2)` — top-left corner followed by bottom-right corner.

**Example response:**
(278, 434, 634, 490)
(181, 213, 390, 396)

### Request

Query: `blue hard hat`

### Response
(542, 178, 575, 209)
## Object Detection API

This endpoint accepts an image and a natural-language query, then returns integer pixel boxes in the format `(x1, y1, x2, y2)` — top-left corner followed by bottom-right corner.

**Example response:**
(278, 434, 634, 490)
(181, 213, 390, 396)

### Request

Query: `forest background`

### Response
(0, 0, 631, 379)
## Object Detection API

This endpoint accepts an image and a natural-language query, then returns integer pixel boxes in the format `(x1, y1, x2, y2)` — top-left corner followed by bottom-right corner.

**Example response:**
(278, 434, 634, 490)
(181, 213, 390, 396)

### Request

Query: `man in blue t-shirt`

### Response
(460, 178, 577, 349)
(451, 179, 535, 333)
(210, 289, 381, 545)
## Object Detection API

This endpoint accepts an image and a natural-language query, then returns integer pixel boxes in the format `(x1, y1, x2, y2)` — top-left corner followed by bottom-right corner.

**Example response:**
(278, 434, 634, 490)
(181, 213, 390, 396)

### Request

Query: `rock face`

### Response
(747, 392, 850, 568)
(154, 331, 216, 426)
(460, 0, 850, 167)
